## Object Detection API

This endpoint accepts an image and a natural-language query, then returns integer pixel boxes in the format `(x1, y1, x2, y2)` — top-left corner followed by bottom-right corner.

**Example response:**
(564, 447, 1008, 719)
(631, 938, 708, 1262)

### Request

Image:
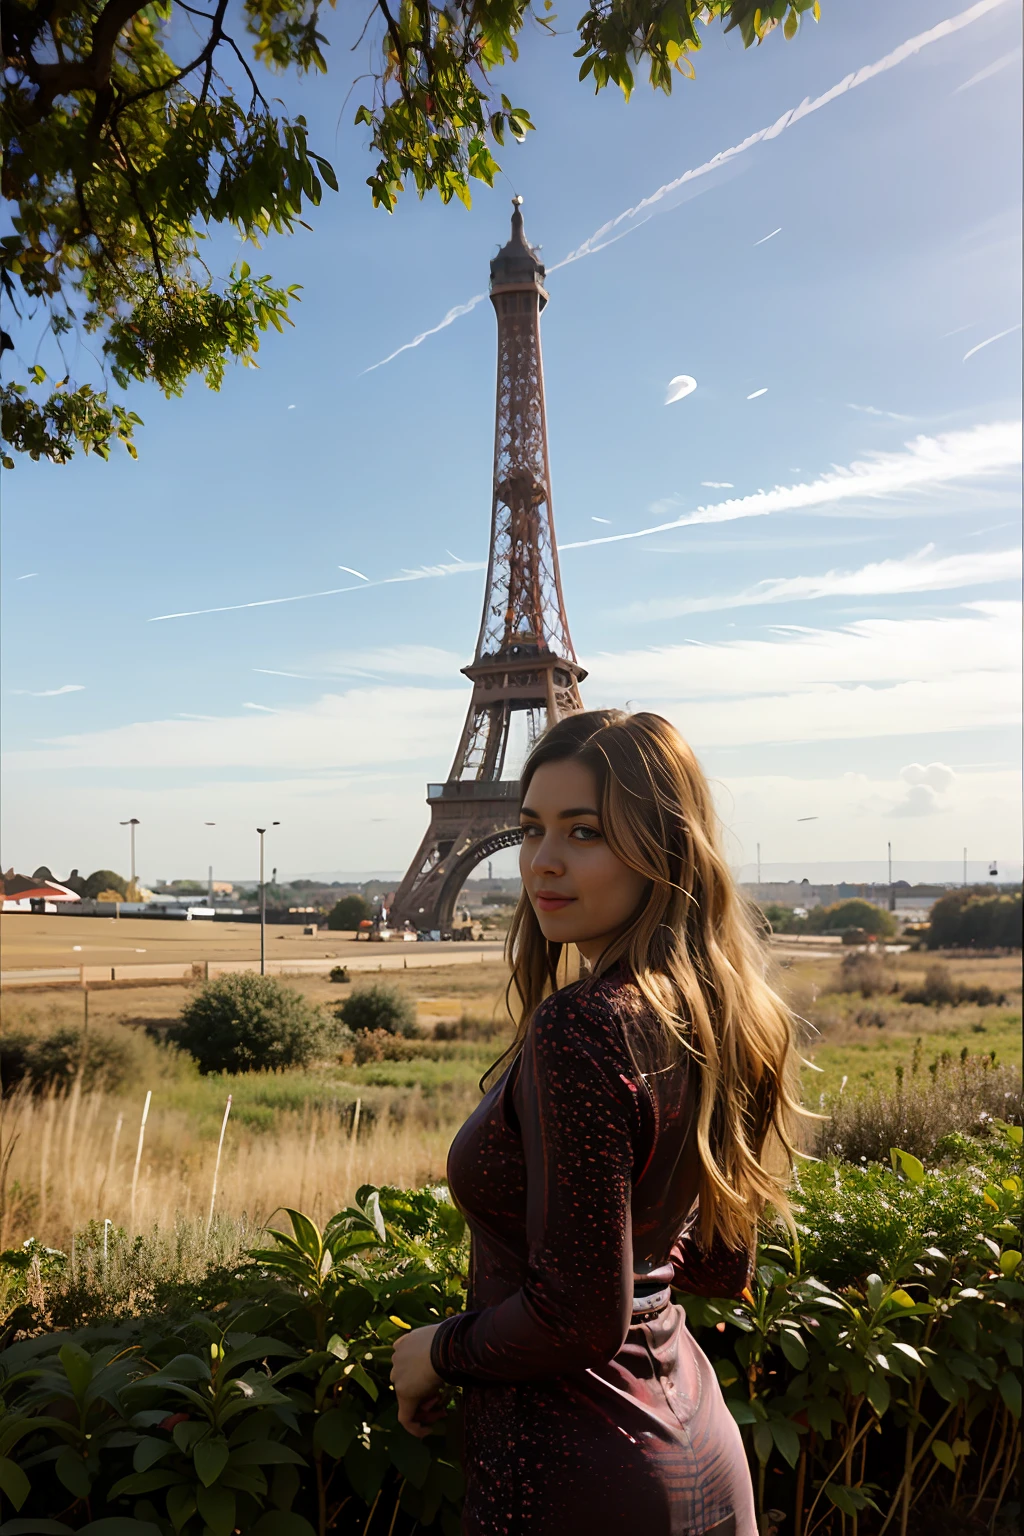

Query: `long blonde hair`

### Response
(502, 708, 800, 1252)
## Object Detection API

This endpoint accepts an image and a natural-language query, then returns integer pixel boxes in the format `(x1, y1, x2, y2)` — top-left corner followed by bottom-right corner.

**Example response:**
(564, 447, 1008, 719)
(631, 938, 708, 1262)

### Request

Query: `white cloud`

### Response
(591, 517, 612, 524)
(15, 573, 38, 581)
(561, 421, 1022, 553)
(338, 565, 369, 582)
(754, 229, 781, 246)
(887, 762, 957, 817)
(242, 702, 277, 713)
(318, 645, 465, 680)
(10, 684, 85, 697)
(665, 375, 697, 404)
(901, 762, 956, 793)
(747, 388, 768, 400)
(617, 544, 1021, 620)
(585, 603, 1020, 745)
(701, 481, 734, 489)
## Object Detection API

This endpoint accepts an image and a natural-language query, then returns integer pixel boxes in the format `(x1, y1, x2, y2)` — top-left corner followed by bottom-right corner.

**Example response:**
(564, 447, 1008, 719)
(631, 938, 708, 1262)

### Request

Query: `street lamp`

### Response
(120, 818, 140, 898)
(257, 823, 280, 975)
(204, 823, 216, 903)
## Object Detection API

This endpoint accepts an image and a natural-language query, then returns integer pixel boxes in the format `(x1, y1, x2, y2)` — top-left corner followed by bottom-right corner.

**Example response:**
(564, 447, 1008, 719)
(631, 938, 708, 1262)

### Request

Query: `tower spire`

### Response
(389, 203, 585, 931)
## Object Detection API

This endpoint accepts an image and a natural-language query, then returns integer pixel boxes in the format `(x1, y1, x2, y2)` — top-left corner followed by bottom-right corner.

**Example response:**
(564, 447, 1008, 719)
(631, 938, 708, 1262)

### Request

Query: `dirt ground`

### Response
(0, 913, 501, 972)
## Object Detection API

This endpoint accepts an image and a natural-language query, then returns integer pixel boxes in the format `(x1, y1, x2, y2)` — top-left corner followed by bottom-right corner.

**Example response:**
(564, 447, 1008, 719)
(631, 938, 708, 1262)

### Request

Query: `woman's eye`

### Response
(520, 824, 543, 838)
(571, 824, 601, 842)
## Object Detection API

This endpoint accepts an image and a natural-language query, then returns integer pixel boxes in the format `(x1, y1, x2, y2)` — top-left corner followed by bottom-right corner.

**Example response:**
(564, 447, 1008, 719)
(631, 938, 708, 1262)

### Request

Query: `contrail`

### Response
(365, 0, 1010, 368)
(361, 294, 487, 374)
(149, 559, 485, 622)
(754, 228, 782, 245)
(560, 420, 1021, 552)
(963, 322, 1021, 361)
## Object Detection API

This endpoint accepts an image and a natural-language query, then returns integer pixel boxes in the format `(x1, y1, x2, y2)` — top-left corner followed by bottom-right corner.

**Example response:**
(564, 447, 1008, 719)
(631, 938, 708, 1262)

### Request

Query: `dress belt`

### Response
(630, 1261, 674, 1322)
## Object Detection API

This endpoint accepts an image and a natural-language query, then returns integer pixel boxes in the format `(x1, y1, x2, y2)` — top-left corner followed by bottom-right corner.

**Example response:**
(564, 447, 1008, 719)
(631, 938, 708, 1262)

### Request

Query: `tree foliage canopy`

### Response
(1, 0, 821, 465)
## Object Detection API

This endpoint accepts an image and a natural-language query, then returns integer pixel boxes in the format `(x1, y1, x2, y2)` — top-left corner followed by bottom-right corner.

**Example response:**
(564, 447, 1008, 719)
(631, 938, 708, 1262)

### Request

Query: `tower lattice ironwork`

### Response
(389, 200, 585, 932)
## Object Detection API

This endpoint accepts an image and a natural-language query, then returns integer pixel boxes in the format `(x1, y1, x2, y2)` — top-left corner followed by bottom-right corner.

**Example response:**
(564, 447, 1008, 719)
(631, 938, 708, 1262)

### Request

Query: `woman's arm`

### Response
(430, 990, 645, 1386)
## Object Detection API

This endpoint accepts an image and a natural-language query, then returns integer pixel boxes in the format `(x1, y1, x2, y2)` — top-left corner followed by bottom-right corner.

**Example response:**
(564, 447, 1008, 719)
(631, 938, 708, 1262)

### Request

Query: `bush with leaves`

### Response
(816, 1046, 1022, 1165)
(326, 896, 372, 932)
(902, 962, 1008, 1008)
(832, 952, 896, 999)
(336, 983, 416, 1039)
(173, 973, 331, 1074)
(0, 1026, 132, 1093)
(0, 1134, 1020, 1536)
(927, 888, 1023, 950)
(806, 900, 898, 939)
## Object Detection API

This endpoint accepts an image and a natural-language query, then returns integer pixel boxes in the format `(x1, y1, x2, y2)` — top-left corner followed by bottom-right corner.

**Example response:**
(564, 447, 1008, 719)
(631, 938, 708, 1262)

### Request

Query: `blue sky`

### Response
(2, 0, 1021, 886)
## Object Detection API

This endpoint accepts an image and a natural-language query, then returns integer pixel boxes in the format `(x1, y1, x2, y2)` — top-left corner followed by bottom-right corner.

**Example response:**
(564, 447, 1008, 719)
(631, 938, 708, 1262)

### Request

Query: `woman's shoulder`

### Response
(531, 967, 652, 1055)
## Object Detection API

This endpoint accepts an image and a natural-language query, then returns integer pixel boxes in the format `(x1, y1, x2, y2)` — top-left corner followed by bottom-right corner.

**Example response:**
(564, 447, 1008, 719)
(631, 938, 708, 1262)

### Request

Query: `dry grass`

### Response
(1, 947, 1018, 1253)
(0, 1075, 478, 1251)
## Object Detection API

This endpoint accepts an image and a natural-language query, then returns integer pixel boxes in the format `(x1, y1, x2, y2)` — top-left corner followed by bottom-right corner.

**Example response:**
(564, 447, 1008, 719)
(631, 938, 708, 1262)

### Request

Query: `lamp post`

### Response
(257, 823, 280, 975)
(204, 822, 216, 903)
(119, 818, 140, 898)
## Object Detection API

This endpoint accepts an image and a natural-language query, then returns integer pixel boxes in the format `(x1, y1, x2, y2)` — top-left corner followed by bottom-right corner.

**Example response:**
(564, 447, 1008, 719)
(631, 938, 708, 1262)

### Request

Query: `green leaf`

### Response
(0, 1523, 73, 1534)
(997, 1370, 1021, 1419)
(932, 1440, 957, 1472)
(999, 1250, 1022, 1276)
(58, 1343, 94, 1401)
(313, 1410, 357, 1460)
(133, 1438, 173, 1474)
(889, 1148, 925, 1184)
(865, 1369, 890, 1418)
(389, 1429, 432, 1489)
(165, 1486, 196, 1534)
(250, 1514, 317, 1536)
(752, 1422, 773, 1465)
(79, 1523, 163, 1535)
(196, 1484, 235, 1536)
(282, 1209, 324, 1261)
(194, 1436, 230, 1487)
(769, 1418, 802, 1468)
(0, 1459, 30, 1511)
(778, 1328, 808, 1370)
(55, 1447, 92, 1499)
(108, 1471, 185, 1500)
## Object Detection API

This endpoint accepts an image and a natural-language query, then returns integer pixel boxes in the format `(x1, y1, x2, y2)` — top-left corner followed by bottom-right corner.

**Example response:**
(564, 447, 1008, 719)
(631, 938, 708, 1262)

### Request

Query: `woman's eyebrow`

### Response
(519, 804, 599, 819)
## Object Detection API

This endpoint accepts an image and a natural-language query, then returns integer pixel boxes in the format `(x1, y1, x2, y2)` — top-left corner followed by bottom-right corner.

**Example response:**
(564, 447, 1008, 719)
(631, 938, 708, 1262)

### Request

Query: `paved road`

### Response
(1, 943, 508, 988)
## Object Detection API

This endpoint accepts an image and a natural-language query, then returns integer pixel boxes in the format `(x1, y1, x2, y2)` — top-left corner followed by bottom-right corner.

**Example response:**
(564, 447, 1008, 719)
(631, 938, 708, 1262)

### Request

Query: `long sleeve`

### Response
(431, 990, 645, 1386)
(670, 1209, 752, 1300)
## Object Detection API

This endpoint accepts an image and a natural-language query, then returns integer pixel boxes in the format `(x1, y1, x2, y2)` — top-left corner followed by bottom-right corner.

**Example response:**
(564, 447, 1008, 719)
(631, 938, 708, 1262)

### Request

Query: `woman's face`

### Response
(519, 757, 648, 964)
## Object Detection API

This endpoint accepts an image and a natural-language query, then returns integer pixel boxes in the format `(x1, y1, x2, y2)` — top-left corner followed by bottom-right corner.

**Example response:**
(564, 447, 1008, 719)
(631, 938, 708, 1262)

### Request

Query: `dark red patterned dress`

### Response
(430, 966, 757, 1536)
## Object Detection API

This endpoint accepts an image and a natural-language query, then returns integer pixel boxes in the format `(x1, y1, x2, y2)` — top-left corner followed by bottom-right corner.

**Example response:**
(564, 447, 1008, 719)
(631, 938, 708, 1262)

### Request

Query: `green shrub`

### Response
(806, 898, 898, 938)
(927, 887, 1023, 949)
(0, 1026, 132, 1093)
(329, 965, 350, 983)
(353, 1029, 424, 1066)
(174, 972, 331, 1074)
(2, 1149, 1019, 1536)
(433, 1013, 505, 1042)
(816, 1047, 1023, 1163)
(832, 951, 895, 997)
(337, 982, 416, 1037)
(327, 894, 372, 930)
(902, 961, 1008, 1007)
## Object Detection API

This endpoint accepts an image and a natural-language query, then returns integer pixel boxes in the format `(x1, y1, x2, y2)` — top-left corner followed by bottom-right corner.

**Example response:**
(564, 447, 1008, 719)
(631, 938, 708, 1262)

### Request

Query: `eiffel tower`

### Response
(389, 200, 586, 932)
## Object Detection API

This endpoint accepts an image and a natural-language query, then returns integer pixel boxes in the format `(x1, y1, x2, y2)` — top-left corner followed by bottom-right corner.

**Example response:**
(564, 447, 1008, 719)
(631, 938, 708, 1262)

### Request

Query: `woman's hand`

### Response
(390, 1322, 446, 1438)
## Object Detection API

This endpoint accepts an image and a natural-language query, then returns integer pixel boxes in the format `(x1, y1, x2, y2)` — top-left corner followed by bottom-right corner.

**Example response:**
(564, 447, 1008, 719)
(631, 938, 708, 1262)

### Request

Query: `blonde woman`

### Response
(391, 710, 799, 1536)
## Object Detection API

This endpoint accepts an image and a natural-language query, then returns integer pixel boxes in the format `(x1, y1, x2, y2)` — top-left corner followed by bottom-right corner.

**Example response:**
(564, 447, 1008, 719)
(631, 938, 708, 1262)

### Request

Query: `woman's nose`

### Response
(528, 834, 564, 877)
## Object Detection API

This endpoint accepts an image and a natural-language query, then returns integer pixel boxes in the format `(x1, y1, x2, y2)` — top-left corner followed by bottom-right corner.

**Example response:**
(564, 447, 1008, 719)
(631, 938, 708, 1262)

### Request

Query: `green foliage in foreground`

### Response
(1, 1133, 1020, 1535)
(174, 974, 332, 1075)
(326, 896, 371, 932)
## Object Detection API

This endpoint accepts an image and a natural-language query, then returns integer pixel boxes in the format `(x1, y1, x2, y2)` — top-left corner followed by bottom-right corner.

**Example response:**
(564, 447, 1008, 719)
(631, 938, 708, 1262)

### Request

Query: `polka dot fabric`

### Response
(430, 966, 757, 1535)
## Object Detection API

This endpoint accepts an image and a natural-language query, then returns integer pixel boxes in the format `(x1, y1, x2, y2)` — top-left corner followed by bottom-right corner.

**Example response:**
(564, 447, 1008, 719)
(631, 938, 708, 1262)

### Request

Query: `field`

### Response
(1, 923, 1020, 1255)
(0, 912, 504, 977)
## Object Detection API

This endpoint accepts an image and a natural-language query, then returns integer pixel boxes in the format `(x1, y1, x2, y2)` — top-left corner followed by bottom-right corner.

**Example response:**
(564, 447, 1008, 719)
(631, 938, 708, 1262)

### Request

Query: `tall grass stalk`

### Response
(205, 1093, 232, 1239)
(129, 1089, 152, 1229)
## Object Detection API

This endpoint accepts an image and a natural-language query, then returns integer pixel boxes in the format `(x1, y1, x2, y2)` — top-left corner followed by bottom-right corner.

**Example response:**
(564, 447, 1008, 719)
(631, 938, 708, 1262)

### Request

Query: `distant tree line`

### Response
(757, 888, 1021, 950)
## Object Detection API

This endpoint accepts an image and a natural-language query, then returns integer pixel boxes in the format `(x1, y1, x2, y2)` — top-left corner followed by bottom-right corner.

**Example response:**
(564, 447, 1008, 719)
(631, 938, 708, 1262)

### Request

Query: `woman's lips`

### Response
(535, 893, 576, 912)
